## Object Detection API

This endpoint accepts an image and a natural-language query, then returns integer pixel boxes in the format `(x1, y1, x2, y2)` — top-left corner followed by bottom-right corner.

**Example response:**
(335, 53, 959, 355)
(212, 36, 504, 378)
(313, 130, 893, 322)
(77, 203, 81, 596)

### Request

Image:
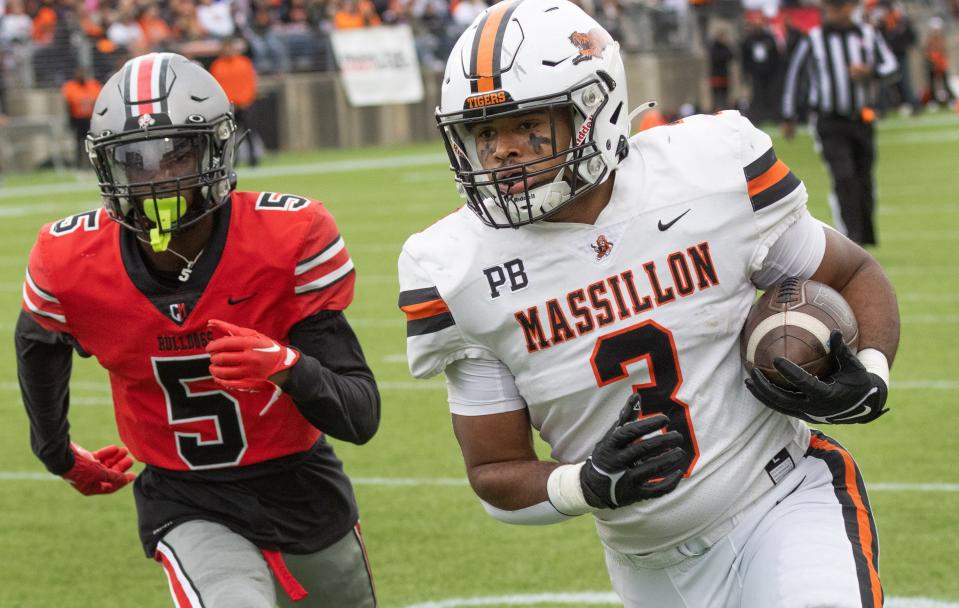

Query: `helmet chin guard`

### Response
(480, 171, 574, 227)
(437, 0, 630, 228)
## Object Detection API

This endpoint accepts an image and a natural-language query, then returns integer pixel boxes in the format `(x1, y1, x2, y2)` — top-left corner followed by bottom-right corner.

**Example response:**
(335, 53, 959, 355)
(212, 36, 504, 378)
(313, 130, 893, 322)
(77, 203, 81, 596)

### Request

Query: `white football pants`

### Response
(604, 432, 882, 608)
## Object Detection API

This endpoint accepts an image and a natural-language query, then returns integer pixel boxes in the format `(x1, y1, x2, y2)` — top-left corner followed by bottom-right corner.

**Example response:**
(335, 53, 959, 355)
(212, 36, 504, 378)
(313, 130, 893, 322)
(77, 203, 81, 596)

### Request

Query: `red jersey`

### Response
(21, 192, 355, 471)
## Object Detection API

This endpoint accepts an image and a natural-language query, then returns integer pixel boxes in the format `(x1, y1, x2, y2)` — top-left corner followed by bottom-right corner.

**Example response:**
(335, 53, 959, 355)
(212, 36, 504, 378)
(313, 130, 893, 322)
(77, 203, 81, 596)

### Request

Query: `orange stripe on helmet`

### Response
(473, 1, 514, 93)
(746, 159, 791, 197)
(401, 298, 450, 321)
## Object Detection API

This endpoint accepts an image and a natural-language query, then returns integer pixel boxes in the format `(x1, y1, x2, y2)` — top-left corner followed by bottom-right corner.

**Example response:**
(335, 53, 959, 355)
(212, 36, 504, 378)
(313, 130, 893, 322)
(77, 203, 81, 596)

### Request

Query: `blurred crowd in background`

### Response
(2, 0, 949, 81)
(0, 0, 669, 90)
(0, 0, 956, 146)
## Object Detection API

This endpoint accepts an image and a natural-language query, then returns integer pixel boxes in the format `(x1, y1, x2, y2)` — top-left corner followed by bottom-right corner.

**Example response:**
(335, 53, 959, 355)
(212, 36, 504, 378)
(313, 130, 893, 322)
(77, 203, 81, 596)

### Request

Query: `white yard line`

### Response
(899, 293, 959, 303)
(400, 593, 954, 608)
(0, 154, 447, 201)
(882, 130, 959, 144)
(882, 231, 959, 242)
(1, 473, 956, 493)
(0, 379, 956, 394)
(382, 353, 410, 363)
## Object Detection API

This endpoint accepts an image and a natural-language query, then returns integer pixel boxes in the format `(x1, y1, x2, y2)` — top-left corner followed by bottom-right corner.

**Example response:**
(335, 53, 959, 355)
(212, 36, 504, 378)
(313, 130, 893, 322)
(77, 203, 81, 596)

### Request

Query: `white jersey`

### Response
(399, 111, 812, 554)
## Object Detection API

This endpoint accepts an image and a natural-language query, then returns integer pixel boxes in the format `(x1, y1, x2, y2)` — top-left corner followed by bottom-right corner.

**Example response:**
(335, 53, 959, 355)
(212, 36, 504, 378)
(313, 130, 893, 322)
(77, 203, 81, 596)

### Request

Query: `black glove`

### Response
(745, 330, 888, 424)
(580, 394, 687, 509)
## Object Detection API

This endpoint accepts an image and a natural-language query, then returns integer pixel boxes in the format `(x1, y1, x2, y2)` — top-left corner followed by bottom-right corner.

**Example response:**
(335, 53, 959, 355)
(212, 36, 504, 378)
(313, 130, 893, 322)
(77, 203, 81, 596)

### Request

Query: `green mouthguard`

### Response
(142, 197, 184, 252)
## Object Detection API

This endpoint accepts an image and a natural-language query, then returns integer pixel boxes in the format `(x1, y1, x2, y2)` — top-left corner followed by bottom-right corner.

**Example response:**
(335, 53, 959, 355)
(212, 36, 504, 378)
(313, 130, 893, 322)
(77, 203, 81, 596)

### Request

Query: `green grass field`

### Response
(1, 112, 957, 608)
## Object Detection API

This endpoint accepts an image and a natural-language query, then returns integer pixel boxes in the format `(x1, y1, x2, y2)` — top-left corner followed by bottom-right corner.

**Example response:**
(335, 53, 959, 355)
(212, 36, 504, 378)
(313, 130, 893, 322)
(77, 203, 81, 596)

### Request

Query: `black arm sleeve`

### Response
(282, 311, 381, 445)
(14, 310, 76, 475)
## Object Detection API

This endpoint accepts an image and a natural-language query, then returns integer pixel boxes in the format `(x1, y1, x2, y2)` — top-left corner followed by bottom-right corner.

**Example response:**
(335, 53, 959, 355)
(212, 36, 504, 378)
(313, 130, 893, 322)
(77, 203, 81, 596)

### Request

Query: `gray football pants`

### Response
(155, 520, 376, 607)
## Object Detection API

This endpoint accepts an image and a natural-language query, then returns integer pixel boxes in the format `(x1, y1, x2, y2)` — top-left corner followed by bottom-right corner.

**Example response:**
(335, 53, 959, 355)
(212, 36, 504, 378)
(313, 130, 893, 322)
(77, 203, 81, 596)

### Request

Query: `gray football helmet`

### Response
(87, 53, 237, 250)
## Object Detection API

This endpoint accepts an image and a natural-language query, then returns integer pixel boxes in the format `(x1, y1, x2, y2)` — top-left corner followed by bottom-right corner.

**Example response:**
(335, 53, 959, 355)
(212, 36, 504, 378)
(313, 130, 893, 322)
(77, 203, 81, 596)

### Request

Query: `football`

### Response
(741, 277, 859, 388)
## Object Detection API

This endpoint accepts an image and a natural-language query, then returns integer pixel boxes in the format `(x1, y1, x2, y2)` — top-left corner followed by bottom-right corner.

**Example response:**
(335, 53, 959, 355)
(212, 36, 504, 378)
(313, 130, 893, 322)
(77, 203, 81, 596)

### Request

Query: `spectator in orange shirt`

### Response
(333, 0, 381, 29)
(32, 1, 58, 46)
(61, 66, 102, 169)
(139, 4, 173, 49)
(210, 37, 260, 165)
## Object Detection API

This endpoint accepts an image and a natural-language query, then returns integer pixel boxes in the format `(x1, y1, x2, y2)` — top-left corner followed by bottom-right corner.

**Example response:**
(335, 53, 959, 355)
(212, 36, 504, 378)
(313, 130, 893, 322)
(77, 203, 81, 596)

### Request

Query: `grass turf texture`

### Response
(0, 111, 957, 607)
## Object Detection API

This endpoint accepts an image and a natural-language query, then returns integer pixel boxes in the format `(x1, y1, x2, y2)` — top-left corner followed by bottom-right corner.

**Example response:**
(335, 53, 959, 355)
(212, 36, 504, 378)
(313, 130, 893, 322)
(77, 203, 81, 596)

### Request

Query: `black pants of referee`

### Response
(816, 116, 877, 246)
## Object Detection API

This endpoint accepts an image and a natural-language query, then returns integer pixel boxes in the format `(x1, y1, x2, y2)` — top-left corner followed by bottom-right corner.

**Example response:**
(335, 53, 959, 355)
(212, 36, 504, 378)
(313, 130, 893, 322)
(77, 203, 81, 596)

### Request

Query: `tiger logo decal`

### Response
(590, 234, 614, 260)
(569, 29, 612, 65)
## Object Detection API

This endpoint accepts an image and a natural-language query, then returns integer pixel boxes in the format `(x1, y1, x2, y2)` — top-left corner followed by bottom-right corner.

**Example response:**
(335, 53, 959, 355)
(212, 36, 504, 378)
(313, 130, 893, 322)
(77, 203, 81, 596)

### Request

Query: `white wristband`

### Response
(856, 348, 890, 389)
(546, 463, 594, 516)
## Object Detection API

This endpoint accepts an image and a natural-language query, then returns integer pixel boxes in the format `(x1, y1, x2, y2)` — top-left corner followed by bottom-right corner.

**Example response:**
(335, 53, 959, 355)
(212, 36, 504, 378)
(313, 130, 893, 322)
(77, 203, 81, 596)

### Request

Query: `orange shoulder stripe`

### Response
(401, 298, 450, 321)
(747, 159, 790, 197)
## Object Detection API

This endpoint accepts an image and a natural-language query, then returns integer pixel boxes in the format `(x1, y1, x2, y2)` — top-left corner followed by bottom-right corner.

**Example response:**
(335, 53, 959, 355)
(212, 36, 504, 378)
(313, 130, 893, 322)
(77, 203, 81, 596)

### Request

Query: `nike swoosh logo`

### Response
(657, 209, 691, 231)
(227, 293, 257, 305)
(805, 388, 877, 423)
(253, 343, 281, 353)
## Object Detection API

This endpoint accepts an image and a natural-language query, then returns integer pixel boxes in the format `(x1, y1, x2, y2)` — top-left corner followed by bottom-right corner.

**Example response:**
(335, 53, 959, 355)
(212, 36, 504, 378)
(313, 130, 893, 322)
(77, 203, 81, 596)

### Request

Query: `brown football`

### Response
(741, 277, 859, 388)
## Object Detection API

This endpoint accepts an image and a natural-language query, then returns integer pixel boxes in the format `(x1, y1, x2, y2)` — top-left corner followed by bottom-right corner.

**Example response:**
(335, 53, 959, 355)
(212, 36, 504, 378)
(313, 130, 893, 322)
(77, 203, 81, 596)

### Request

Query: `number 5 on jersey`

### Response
(153, 355, 247, 469)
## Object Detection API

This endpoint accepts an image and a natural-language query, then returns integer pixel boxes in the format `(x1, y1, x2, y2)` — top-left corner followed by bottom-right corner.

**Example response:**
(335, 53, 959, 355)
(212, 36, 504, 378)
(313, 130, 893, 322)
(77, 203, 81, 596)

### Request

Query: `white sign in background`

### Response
(331, 24, 425, 107)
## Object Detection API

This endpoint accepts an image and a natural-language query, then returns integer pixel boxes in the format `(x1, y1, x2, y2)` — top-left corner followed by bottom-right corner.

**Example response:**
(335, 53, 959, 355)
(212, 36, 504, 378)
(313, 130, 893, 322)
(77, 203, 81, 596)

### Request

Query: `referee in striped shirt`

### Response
(781, 0, 899, 246)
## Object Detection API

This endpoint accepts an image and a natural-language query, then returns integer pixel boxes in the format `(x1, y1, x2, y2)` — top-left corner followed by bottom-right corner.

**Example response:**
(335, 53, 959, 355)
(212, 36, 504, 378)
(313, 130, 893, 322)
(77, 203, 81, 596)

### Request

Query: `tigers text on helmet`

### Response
(437, 0, 630, 228)
(87, 53, 237, 251)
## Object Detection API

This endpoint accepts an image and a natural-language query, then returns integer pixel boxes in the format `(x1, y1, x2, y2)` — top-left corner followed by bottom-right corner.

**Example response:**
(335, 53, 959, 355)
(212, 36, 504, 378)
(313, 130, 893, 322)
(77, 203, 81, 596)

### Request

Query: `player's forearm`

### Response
(281, 354, 381, 444)
(15, 311, 76, 474)
(472, 459, 579, 525)
(284, 310, 380, 443)
(467, 459, 558, 510)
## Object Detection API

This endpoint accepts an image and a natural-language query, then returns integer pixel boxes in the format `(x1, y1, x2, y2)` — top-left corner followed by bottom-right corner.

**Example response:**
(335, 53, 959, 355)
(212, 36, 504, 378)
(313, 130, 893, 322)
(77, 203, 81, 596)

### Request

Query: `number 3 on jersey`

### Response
(153, 355, 248, 469)
(590, 320, 700, 475)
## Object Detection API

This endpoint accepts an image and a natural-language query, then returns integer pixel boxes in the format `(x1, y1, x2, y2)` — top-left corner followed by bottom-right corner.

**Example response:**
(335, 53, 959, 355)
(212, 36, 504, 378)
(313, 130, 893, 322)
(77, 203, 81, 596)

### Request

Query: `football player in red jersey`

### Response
(16, 53, 379, 607)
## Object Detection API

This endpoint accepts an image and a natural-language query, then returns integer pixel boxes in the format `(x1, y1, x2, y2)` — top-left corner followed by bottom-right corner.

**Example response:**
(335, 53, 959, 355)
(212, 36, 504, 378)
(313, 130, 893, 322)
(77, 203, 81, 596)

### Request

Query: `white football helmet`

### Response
(437, 0, 630, 228)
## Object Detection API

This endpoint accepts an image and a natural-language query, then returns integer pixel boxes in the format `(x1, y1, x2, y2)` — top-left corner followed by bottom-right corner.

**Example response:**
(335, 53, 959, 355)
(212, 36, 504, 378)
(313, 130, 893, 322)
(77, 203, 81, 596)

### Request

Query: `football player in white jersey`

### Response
(398, 0, 899, 606)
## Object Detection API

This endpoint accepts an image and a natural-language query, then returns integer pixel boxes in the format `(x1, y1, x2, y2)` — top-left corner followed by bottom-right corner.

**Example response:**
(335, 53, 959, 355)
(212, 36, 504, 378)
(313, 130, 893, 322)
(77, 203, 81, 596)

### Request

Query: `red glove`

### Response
(62, 443, 136, 496)
(206, 319, 301, 391)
